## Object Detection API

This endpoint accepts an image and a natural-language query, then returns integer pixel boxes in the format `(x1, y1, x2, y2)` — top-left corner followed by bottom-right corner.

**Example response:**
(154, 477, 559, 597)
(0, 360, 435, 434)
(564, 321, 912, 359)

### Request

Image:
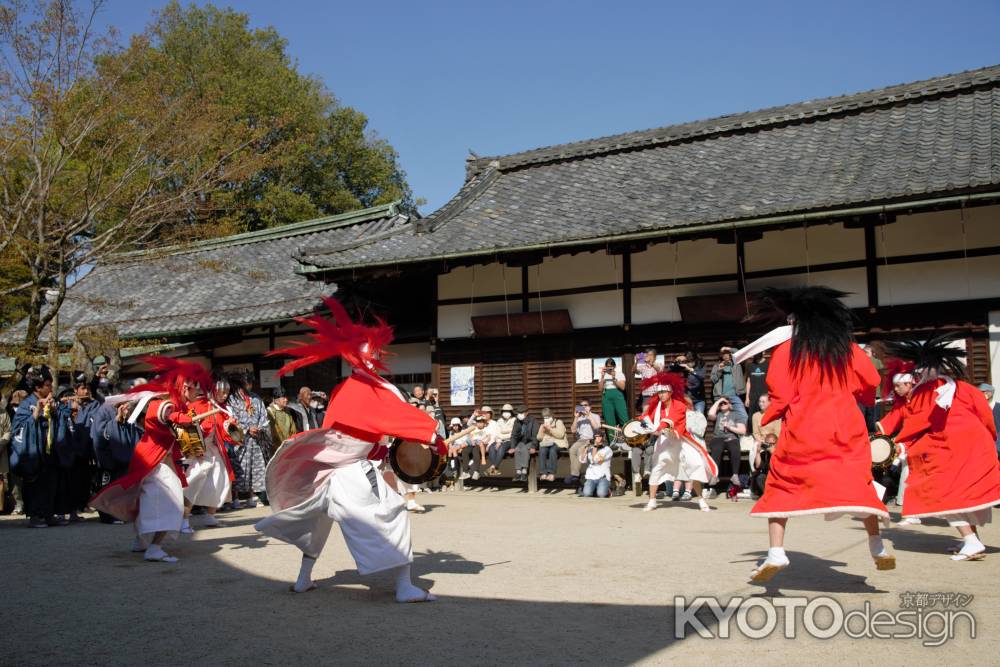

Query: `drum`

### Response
(389, 440, 446, 484)
(622, 419, 651, 446)
(869, 435, 896, 472)
(175, 426, 205, 459)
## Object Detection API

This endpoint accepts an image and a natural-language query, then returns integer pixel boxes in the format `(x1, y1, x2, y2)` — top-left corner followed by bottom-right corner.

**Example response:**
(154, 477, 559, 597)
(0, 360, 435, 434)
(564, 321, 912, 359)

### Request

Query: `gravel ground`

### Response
(1, 488, 997, 665)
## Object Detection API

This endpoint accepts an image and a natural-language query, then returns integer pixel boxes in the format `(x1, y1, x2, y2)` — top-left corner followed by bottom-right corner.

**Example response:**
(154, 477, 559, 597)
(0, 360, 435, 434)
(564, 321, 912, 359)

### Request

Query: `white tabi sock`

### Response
(868, 535, 888, 558)
(393, 564, 435, 603)
(294, 555, 317, 592)
(958, 533, 985, 556)
(766, 547, 789, 565)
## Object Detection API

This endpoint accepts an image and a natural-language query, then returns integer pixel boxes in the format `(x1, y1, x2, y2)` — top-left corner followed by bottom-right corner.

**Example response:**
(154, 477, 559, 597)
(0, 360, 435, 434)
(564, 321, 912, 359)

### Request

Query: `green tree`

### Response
(139, 2, 414, 233)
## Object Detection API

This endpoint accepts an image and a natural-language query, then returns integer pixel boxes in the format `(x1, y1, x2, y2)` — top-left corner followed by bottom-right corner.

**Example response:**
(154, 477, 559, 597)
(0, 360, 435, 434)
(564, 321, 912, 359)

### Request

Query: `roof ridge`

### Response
(296, 214, 413, 259)
(468, 62, 1000, 174)
(109, 201, 401, 262)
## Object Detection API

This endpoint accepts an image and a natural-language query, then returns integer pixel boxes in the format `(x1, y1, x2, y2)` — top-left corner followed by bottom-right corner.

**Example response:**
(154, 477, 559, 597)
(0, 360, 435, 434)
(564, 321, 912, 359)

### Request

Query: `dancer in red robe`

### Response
(734, 287, 894, 583)
(255, 297, 447, 601)
(640, 372, 717, 512)
(876, 336, 1000, 561)
(90, 357, 213, 562)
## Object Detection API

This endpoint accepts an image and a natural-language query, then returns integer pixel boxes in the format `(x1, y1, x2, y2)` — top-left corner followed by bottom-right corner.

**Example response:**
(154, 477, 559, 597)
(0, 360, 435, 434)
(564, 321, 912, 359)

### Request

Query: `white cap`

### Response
(449, 417, 462, 426)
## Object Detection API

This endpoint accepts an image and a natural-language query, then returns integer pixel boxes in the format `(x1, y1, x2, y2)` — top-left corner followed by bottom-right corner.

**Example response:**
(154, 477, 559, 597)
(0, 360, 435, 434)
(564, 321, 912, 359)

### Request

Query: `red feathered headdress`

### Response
(270, 297, 394, 376)
(640, 371, 686, 397)
(131, 356, 214, 407)
(881, 357, 916, 397)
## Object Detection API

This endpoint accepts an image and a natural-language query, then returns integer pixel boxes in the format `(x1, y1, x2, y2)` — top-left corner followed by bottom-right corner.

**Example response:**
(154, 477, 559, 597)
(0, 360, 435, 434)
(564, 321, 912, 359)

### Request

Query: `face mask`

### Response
(501, 412, 512, 419)
(517, 413, 526, 421)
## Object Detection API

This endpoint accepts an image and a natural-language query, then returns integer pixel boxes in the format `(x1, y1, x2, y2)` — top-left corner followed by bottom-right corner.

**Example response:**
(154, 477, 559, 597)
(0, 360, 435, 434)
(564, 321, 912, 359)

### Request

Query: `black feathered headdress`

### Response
(883, 334, 967, 380)
(754, 286, 855, 377)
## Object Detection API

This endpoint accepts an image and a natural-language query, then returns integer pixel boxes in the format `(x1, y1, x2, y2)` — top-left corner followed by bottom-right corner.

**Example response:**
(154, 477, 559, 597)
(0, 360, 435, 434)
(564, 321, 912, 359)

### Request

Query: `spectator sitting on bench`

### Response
(580, 431, 614, 497)
(458, 414, 494, 481)
(537, 407, 568, 482)
(445, 417, 466, 480)
(565, 400, 601, 485)
(487, 403, 517, 476)
(511, 405, 540, 483)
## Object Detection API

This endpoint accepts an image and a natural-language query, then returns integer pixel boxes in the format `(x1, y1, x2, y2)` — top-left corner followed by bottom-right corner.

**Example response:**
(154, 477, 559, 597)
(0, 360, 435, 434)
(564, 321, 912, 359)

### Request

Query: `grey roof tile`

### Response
(297, 64, 1000, 271)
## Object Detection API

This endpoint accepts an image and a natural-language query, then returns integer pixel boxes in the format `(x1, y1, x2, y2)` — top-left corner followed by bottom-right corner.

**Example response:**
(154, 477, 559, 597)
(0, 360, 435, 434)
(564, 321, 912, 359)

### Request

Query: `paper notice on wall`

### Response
(450, 366, 475, 406)
(259, 369, 281, 389)
(575, 358, 593, 384)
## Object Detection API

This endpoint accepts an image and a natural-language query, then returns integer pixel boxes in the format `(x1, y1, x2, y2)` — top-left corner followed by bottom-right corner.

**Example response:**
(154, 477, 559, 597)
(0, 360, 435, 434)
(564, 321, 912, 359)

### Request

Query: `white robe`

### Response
(136, 462, 184, 539)
(255, 430, 412, 575)
(183, 440, 231, 509)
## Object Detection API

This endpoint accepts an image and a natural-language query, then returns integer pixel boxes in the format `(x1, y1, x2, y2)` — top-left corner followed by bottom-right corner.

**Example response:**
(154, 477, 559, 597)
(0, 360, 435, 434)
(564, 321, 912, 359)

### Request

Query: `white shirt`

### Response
(583, 445, 613, 481)
(602, 370, 626, 391)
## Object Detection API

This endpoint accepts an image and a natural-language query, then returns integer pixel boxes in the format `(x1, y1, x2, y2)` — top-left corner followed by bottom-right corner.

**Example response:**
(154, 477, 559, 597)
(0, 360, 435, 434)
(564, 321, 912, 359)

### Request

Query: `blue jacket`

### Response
(10, 395, 71, 477)
(90, 403, 140, 471)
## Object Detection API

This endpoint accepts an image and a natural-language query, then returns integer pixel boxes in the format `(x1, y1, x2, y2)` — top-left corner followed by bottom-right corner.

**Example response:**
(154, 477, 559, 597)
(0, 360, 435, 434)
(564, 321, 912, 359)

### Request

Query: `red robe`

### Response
(750, 340, 887, 518)
(641, 396, 719, 479)
(190, 396, 236, 482)
(90, 397, 192, 522)
(877, 378, 1000, 518)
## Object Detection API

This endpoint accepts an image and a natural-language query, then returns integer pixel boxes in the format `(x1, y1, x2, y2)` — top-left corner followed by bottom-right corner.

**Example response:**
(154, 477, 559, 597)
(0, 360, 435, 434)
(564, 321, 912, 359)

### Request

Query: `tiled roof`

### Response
(2, 203, 410, 342)
(298, 63, 1000, 272)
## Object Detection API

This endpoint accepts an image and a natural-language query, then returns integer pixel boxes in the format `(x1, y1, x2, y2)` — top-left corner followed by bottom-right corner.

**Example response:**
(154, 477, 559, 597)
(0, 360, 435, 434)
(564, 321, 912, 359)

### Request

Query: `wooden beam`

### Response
(736, 233, 747, 293)
(622, 251, 632, 327)
(521, 265, 529, 313)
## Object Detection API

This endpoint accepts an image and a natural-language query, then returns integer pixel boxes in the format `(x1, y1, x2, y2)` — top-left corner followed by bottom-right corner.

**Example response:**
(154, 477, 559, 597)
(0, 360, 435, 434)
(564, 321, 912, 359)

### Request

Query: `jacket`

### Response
(711, 361, 745, 398)
(511, 415, 541, 449)
(537, 418, 569, 448)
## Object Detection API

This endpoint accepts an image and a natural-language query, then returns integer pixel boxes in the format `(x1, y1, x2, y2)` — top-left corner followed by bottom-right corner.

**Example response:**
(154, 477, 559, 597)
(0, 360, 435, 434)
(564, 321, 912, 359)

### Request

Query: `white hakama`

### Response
(256, 459, 411, 574)
(136, 462, 184, 539)
(183, 442, 231, 508)
(648, 433, 684, 487)
(675, 441, 711, 483)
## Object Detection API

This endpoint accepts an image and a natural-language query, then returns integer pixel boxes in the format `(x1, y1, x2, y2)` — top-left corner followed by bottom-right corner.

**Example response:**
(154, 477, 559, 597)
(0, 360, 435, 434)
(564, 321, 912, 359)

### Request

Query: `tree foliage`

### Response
(0, 0, 414, 393)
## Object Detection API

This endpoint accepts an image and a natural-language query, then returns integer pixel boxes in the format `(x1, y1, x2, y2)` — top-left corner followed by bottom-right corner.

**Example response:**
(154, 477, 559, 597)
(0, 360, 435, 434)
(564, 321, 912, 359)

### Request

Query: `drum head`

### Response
(622, 420, 644, 439)
(870, 437, 893, 464)
(391, 441, 435, 484)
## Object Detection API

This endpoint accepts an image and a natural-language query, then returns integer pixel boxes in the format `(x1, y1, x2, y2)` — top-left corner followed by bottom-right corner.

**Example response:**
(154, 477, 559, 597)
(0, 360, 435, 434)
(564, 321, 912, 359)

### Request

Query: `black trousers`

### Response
(709, 436, 742, 487)
(22, 455, 72, 519)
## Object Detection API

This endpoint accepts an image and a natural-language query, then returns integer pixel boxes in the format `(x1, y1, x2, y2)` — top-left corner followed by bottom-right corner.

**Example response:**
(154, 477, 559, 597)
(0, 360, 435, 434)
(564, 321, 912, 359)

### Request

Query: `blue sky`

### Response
(99, 0, 1000, 213)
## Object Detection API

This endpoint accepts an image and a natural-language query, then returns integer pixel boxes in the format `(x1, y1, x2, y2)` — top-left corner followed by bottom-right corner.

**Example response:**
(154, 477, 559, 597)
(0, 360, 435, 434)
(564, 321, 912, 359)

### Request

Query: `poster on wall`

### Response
(592, 357, 623, 384)
(450, 366, 475, 406)
(574, 359, 594, 384)
(259, 369, 281, 389)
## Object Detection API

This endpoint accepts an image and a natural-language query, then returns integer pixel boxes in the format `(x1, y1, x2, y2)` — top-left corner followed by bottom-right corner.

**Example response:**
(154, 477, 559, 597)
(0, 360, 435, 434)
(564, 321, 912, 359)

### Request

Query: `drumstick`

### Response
(192, 407, 223, 423)
(600, 423, 624, 432)
(444, 424, 478, 445)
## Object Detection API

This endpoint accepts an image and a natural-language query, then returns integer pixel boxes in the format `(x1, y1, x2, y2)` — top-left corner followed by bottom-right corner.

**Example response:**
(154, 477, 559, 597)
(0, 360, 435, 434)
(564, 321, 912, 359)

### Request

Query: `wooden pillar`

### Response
(268, 325, 276, 352)
(864, 220, 879, 309)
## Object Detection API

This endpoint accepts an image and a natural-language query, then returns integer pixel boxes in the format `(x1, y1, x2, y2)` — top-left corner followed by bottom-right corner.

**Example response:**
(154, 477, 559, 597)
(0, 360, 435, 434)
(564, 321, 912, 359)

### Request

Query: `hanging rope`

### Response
(501, 260, 511, 336)
(468, 265, 476, 333)
(672, 240, 679, 322)
(736, 228, 749, 316)
(802, 221, 811, 286)
(960, 202, 971, 299)
(879, 211, 893, 307)
(536, 262, 545, 334)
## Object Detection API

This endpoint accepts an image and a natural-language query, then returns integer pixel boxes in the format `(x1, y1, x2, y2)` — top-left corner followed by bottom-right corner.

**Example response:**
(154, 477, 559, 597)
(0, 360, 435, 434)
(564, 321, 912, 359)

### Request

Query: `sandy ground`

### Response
(2, 488, 998, 666)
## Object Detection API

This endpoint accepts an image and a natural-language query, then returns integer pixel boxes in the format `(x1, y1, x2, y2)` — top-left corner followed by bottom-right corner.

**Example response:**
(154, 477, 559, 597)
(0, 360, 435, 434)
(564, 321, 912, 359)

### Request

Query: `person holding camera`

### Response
(750, 433, 776, 497)
(565, 401, 601, 485)
(599, 359, 628, 440)
(580, 431, 613, 497)
(706, 395, 747, 499)
(673, 351, 707, 414)
(711, 347, 746, 407)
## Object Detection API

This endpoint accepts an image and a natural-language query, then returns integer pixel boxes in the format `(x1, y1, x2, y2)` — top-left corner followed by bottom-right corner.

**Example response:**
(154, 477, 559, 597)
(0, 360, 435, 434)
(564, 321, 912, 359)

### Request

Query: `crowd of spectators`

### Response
(3, 350, 999, 520)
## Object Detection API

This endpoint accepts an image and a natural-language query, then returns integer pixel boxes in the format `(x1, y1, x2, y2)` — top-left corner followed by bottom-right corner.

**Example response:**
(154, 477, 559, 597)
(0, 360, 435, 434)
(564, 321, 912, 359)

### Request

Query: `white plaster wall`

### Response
(526, 251, 622, 291)
(438, 264, 522, 299)
(745, 268, 869, 308)
(745, 223, 863, 271)
(631, 281, 738, 325)
(438, 300, 522, 339)
(877, 256, 1000, 306)
(632, 238, 734, 281)
(526, 290, 622, 329)
(876, 205, 1000, 256)
(383, 342, 432, 375)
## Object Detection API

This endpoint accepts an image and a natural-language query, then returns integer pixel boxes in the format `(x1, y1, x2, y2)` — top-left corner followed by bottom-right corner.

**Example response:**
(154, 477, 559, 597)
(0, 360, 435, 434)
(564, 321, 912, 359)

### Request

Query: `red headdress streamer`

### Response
(269, 297, 394, 376)
(640, 371, 686, 398)
(130, 356, 214, 407)
(880, 357, 916, 398)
